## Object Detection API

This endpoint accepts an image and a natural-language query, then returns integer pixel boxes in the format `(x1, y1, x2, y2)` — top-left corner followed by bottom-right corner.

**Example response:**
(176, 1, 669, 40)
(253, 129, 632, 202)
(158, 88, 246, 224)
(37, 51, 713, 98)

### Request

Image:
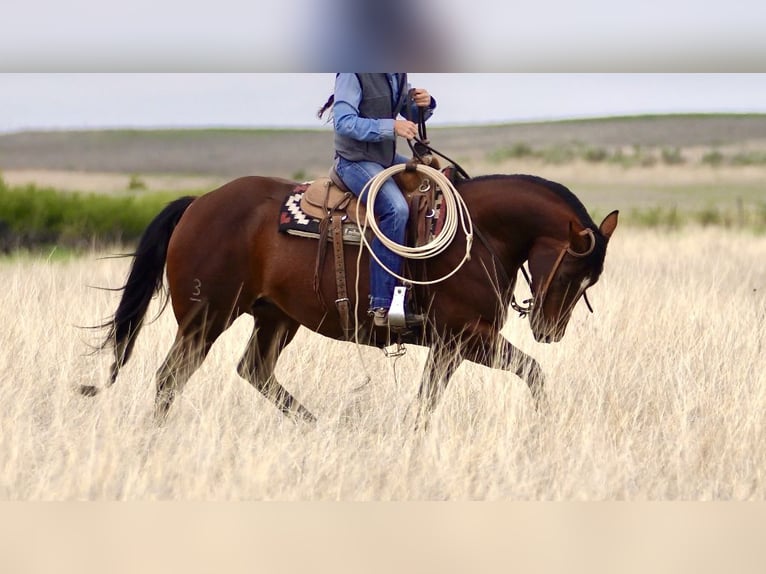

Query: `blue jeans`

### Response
(335, 155, 409, 309)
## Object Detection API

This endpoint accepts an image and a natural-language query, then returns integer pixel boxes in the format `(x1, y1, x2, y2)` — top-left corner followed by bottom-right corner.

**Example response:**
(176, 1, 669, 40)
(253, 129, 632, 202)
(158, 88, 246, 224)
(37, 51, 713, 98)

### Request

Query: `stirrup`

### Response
(388, 286, 422, 328)
(370, 308, 425, 329)
(370, 286, 425, 329)
(370, 307, 389, 328)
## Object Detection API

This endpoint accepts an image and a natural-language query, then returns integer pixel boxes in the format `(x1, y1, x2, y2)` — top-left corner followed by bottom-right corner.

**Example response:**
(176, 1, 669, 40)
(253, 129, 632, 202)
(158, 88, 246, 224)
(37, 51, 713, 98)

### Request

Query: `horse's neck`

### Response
(473, 181, 568, 243)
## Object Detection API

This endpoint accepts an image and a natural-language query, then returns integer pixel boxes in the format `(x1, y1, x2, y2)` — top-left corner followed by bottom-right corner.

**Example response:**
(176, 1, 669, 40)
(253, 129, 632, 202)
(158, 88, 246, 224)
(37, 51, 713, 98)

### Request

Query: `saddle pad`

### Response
(279, 184, 365, 245)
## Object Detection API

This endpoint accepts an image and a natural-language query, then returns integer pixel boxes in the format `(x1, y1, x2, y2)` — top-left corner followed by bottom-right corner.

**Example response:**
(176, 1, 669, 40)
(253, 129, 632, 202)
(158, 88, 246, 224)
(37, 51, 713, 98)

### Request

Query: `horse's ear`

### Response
(599, 210, 619, 240)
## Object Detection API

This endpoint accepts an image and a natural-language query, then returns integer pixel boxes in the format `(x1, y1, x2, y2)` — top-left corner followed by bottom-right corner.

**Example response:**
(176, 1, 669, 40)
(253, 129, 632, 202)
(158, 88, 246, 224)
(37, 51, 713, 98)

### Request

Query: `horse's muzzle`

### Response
(533, 330, 564, 344)
(530, 314, 568, 343)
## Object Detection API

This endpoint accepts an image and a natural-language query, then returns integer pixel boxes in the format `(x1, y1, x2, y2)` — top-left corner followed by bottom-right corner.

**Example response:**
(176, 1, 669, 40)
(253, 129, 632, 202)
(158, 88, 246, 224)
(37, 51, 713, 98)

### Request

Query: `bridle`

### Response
(533, 228, 597, 319)
(459, 207, 599, 322)
(406, 105, 598, 320)
(491, 228, 598, 320)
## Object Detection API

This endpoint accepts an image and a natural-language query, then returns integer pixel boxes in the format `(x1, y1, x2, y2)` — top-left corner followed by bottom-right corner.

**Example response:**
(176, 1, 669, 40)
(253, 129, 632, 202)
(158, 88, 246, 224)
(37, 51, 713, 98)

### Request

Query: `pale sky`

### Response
(1, 74, 766, 133)
(3, 1, 766, 133)
(2, 1, 766, 71)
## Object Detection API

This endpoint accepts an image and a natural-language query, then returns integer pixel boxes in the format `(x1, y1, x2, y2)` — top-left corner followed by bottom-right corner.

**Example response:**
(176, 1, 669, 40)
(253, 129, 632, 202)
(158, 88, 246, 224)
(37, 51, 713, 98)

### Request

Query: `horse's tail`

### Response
(80, 196, 196, 397)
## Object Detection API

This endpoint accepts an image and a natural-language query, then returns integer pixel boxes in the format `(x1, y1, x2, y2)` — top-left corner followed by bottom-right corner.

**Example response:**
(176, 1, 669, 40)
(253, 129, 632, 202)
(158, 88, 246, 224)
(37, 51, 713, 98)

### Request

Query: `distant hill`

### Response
(2, 114, 766, 180)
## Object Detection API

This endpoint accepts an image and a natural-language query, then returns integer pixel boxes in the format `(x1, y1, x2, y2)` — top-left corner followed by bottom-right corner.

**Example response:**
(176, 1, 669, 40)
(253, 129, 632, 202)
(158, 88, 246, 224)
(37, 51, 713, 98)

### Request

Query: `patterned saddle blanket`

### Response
(279, 179, 368, 244)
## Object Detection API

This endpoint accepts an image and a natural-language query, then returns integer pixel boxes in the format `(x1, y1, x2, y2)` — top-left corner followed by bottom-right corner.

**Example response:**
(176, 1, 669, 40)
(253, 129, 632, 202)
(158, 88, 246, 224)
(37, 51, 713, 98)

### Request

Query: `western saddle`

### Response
(303, 156, 441, 338)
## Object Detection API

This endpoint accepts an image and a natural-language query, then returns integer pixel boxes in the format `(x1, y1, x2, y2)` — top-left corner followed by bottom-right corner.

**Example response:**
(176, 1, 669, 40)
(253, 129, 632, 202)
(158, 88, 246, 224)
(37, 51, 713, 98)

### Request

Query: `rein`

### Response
(408, 138, 471, 181)
(535, 228, 597, 317)
(407, 108, 471, 180)
(404, 110, 595, 320)
(405, 113, 536, 320)
(474, 225, 597, 320)
(471, 224, 534, 318)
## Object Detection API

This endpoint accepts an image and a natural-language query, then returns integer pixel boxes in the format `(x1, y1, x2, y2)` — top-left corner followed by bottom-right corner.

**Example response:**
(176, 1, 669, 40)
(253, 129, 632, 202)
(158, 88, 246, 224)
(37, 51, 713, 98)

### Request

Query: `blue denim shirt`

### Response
(333, 73, 436, 143)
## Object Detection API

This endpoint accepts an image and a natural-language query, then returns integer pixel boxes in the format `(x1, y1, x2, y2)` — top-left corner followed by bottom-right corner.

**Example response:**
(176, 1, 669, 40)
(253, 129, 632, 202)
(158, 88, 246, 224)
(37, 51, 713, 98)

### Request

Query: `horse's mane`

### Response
(458, 173, 597, 228)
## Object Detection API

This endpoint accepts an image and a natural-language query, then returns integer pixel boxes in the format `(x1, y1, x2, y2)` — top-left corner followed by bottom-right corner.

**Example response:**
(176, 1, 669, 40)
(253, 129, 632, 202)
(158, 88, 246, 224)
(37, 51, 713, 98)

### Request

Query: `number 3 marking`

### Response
(190, 278, 202, 302)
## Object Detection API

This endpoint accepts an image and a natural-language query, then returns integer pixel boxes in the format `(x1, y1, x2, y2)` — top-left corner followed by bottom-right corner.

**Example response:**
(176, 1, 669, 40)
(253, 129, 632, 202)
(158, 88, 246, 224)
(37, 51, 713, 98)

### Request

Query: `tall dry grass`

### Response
(1, 228, 764, 500)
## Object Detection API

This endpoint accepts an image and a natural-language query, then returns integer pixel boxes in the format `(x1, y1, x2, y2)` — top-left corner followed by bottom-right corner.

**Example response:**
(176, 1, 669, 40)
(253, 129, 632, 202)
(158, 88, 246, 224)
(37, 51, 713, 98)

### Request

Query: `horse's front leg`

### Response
(456, 322, 547, 411)
(413, 341, 463, 429)
(482, 336, 547, 412)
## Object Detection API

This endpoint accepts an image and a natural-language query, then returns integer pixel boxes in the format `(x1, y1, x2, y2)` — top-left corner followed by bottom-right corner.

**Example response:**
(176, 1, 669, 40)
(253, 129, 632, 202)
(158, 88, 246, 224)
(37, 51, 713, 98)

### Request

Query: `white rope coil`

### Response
(355, 163, 473, 285)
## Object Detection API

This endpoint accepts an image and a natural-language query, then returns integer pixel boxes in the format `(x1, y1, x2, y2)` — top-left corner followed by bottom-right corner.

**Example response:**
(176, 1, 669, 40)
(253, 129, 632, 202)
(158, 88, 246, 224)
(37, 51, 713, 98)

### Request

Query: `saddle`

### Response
(299, 156, 441, 247)
(279, 156, 442, 339)
(299, 170, 366, 225)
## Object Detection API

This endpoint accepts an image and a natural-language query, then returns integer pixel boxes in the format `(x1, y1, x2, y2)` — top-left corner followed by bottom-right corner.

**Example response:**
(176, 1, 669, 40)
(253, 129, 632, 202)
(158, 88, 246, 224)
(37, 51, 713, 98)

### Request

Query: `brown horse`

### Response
(83, 173, 618, 424)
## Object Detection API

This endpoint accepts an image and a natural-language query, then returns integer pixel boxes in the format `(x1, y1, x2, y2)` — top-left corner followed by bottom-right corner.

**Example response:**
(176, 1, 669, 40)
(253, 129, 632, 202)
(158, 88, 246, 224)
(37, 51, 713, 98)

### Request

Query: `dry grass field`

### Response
(1, 115, 764, 501)
(2, 227, 764, 500)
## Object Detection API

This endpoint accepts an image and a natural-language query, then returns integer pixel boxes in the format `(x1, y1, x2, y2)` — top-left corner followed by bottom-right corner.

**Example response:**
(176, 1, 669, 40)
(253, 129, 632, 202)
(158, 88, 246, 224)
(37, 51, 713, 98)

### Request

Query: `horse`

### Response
(82, 172, 618, 425)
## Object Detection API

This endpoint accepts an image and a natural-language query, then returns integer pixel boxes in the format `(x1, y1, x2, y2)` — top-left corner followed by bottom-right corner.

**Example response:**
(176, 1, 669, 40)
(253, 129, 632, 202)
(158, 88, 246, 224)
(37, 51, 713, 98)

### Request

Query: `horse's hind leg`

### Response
(237, 303, 316, 423)
(154, 330, 212, 424)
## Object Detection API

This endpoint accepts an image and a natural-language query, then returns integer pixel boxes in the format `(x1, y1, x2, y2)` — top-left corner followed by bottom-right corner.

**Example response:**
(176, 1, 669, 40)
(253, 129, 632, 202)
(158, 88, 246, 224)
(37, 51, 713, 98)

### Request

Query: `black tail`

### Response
(81, 196, 196, 396)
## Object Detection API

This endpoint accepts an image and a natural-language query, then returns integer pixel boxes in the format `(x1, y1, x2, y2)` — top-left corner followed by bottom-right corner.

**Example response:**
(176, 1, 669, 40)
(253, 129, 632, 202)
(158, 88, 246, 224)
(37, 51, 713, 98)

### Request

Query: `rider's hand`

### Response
(411, 88, 432, 108)
(394, 119, 418, 139)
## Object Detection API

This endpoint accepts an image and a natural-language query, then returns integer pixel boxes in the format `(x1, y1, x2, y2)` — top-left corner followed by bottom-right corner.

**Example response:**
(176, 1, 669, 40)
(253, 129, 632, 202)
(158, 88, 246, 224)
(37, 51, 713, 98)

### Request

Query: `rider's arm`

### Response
(333, 74, 395, 142)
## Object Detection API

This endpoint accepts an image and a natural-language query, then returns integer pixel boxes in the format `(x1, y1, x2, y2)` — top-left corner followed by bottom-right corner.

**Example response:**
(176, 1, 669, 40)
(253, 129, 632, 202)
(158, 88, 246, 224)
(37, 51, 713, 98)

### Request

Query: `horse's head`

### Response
(527, 210, 619, 343)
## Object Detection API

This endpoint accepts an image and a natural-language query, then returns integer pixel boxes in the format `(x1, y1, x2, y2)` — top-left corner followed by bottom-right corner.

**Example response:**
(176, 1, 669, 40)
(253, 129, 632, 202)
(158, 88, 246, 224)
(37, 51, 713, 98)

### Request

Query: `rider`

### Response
(318, 73, 436, 328)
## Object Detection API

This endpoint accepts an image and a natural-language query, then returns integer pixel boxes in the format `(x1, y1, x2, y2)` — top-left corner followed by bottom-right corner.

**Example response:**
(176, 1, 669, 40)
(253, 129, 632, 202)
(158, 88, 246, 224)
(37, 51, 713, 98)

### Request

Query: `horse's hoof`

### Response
(298, 409, 318, 424)
(79, 385, 100, 397)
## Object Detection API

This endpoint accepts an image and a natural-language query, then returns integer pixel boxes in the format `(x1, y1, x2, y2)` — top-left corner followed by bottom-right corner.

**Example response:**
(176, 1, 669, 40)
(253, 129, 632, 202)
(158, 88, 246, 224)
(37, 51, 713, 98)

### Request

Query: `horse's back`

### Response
(171, 175, 292, 255)
(165, 176, 294, 323)
(188, 175, 291, 214)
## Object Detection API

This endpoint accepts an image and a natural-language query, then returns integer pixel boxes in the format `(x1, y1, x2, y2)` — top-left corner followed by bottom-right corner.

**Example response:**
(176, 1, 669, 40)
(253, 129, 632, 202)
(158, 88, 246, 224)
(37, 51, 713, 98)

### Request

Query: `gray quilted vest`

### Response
(334, 73, 408, 167)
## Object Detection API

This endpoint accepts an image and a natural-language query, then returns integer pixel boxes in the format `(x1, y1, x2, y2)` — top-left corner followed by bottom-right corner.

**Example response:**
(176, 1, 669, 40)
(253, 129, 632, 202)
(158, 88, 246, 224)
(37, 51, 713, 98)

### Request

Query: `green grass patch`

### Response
(0, 178, 191, 251)
(627, 206, 683, 230)
(606, 202, 766, 233)
(702, 149, 725, 166)
(660, 147, 686, 165)
(487, 142, 536, 163)
(730, 150, 766, 166)
(486, 139, 766, 169)
(488, 142, 689, 167)
(1, 174, 765, 257)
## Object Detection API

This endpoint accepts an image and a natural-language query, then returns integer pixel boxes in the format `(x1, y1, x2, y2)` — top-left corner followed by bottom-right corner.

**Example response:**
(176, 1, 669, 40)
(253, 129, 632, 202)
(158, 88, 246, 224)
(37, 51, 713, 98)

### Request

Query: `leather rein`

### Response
(407, 108, 596, 320)
(471, 217, 597, 320)
(534, 228, 597, 317)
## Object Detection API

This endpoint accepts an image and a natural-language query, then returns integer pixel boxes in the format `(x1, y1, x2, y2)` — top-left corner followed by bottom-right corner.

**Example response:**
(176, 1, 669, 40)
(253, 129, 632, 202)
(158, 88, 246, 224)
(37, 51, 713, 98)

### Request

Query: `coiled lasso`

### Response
(355, 163, 474, 286)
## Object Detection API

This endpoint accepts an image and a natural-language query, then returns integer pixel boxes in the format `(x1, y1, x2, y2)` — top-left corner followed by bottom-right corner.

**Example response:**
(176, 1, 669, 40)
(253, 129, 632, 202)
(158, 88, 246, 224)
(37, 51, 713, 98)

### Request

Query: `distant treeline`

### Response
(1, 177, 765, 254)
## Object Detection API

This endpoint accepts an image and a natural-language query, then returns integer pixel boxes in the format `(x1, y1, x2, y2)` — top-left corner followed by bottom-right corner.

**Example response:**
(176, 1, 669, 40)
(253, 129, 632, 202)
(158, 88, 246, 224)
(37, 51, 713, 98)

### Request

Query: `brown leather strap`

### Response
(406, 177, 436, 248)
(331, 215, 351, 339)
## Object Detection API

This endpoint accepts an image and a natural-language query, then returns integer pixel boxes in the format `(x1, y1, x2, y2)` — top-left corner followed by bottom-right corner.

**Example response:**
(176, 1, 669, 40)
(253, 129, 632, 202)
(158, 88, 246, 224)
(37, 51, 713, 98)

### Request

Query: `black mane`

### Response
(459, 173, 597, 229)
